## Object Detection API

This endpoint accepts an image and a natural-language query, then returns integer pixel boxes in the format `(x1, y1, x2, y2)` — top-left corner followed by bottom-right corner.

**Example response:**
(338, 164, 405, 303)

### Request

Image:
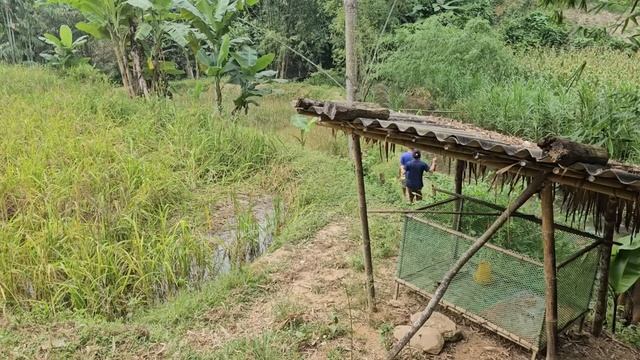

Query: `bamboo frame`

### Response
(368, 210, 501, 216)
(408, 215, 544, 267)
(453, 160, 465, 232)
(351, 134, 376, 312)
(394, 277, 540, 352)
(592, 197, 619, 336)
(434, 188, 603, 241)
(541, 182, 559, 359)
(556, 239, 604, 269)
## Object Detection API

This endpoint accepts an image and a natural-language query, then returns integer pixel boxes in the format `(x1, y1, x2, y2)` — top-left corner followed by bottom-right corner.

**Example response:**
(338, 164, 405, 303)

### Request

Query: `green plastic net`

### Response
(397, 197, 600, 350)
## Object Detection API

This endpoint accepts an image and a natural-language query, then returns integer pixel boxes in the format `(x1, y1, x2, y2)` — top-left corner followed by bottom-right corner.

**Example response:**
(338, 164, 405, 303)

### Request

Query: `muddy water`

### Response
(210, 195, 279, 274)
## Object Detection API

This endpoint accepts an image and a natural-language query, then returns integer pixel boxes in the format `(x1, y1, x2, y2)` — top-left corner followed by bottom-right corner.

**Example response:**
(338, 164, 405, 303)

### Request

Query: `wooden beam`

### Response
(351, 133, 376, 312)
(541, 182, 558, 359)
(539, 136, 609, 166)
(592, 197, 619, 336)
(386, 173, 547, 359)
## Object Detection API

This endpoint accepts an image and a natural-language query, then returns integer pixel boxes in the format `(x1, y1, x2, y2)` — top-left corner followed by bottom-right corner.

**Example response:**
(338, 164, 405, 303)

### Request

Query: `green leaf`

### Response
(252, 53, 274, 72)
(609, 235, 640, 294)
(126, 0, 153, 11)
(206, 66, 223, 76)
(76, 22, 107, 40)
(59, 25, 73, 48)
(196, 50, 213, 67)
(290, 115, 316, 132)
(233, 46, 258, 68)
(217, 34, 231, 66)
(215, 0, 232, 21)
(159, 61, 185, 75)
(162, 22, 192, 47)
(135, 22, 153, 41)
(41, 33, 62, 47)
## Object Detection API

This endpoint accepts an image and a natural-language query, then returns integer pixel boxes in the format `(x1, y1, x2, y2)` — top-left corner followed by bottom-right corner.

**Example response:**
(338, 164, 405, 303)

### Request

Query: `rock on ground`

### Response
(393, 325, 445, 355)
(410, 311, 463, 342)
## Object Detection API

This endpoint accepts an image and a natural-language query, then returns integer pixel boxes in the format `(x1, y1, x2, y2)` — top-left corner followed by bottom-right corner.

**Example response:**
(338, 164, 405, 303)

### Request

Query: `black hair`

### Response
(412, 151, 421, 159)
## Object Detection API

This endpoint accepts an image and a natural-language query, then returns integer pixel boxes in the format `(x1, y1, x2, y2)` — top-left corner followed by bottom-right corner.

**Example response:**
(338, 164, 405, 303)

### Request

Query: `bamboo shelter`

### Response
(293, 98, 640, 360)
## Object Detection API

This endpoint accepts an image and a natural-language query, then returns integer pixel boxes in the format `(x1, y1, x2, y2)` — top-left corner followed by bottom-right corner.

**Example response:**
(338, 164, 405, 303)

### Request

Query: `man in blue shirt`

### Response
(404, 150, 432, 203)
(399, 148, 415, 199)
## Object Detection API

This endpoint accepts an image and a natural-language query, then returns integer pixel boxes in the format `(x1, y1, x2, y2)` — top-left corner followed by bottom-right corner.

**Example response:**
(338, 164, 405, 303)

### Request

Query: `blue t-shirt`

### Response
(400, 151, 413, 167)
(405, 159, 429, 189)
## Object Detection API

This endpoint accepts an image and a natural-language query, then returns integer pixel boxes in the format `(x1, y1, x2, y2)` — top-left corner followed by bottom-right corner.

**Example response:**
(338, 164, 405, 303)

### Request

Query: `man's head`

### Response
(413, 150, 421, 159)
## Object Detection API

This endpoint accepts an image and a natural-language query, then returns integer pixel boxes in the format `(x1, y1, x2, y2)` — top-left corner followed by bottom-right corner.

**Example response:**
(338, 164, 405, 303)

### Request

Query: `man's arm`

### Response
(430, 157, 437, 172)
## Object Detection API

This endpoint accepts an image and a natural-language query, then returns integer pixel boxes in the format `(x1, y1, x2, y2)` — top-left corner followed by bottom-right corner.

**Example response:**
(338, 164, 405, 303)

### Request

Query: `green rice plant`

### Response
(0, 65, 280, 318)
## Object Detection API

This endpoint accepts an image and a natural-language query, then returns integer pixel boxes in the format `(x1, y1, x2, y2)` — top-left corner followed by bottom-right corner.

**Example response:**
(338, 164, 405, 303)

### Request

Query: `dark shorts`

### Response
(407, 187, 423, 201)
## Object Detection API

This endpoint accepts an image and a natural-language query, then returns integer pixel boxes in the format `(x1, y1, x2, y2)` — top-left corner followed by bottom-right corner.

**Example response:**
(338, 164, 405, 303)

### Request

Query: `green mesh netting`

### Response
(397, 198, 600, 350)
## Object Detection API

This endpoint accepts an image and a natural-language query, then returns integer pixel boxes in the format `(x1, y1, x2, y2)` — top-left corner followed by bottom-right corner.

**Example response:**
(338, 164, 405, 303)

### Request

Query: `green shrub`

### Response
(503, 11, 569, 48)
(379, 17, 516, 106)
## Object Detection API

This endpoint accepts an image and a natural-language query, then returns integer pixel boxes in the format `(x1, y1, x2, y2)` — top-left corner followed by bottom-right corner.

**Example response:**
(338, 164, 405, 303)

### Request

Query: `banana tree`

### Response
(49, 0, 138, 96)
(178, 0, 273, 113)
(39, 24, 89, 68)
(609, 235, 640, 331)
(126, 0, 196, 95)
(227, 45, 275, 114)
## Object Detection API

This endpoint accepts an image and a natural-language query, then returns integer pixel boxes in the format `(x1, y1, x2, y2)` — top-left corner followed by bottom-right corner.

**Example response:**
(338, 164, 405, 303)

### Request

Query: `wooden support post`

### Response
(386, 173, 547, 360)
(452, 160, 465, 231)
(352, 133, 376, 313)
(344, 0, 357, 156)
(592, 197, 618, 336)
(541, 182, 558, 360)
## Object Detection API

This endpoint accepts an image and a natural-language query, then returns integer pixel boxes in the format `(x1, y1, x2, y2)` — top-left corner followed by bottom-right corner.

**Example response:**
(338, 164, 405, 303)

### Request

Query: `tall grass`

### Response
(0, 65, 279, 317)
(378, 18, 640, 162)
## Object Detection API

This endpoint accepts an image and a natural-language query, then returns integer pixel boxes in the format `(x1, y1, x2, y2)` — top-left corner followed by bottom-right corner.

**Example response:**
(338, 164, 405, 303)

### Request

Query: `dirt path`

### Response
(187, 221, 639, 359)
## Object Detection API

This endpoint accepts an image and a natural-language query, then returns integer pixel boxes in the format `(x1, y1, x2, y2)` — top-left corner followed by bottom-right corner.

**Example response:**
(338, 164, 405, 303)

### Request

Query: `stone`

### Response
(393, 325, 445, 355)
(410, 311, 462, 342)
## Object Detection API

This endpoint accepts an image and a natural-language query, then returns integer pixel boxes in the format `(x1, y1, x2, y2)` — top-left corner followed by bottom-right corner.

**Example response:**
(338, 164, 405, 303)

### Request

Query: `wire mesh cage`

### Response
(397, 195, 600, 351)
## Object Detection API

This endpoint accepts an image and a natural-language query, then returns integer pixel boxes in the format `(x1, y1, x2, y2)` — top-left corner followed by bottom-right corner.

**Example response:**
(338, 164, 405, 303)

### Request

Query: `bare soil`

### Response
(188, 221, 640, 359)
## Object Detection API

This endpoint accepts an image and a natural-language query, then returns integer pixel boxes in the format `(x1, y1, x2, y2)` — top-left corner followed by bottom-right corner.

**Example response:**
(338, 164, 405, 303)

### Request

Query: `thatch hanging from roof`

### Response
(294, 98, 640, 234)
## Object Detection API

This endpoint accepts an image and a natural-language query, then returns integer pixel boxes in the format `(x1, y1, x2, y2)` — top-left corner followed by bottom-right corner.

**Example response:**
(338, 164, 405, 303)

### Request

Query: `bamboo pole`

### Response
(541, 182, 558, 359)
(453, 160, 465, 231)
(352, 133, 376, 313)
(592, 197, 618, 336)
(386, 173, 547, 359)
(344, 0, 357, 156)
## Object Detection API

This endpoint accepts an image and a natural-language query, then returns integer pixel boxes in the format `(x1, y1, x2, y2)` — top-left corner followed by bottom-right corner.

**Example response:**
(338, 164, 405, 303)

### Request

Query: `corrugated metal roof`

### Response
(353, 117, 640, 188)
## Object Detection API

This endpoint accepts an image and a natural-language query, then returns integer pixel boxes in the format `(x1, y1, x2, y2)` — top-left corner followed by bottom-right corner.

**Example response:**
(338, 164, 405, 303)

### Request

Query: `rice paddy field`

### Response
(0, 65, 355, 319)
